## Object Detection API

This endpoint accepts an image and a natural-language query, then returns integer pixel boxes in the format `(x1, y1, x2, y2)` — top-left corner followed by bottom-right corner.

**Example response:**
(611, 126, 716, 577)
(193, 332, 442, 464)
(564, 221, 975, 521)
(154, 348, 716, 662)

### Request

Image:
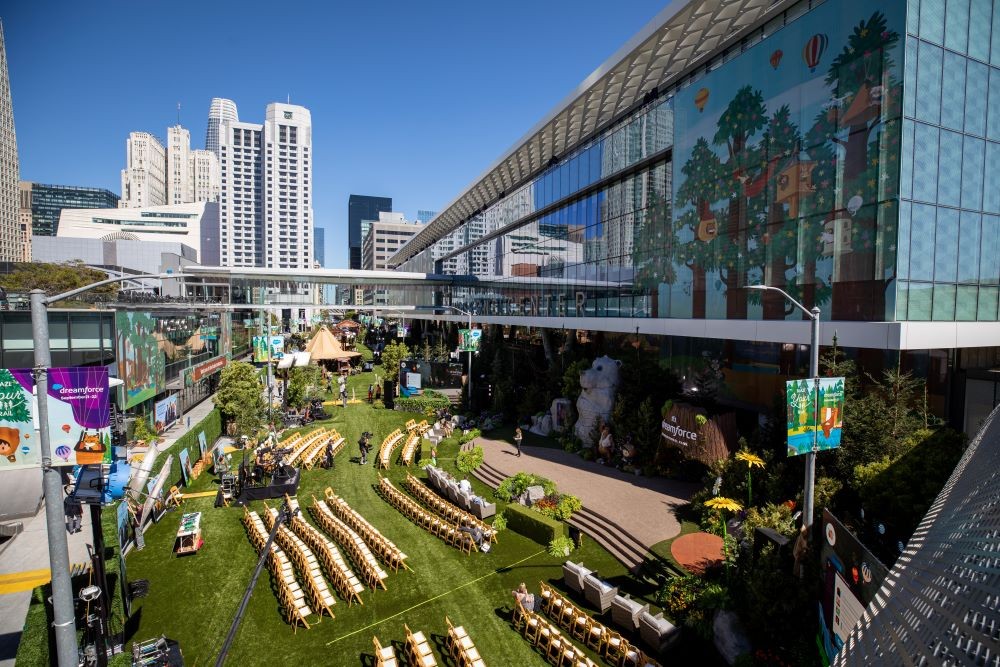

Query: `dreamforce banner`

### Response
(0, 367, 112, 469)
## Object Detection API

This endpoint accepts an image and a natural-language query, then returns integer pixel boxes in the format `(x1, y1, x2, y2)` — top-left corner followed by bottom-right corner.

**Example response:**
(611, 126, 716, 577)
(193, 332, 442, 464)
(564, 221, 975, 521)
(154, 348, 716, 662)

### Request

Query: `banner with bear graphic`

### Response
(0, 368, 37, 470)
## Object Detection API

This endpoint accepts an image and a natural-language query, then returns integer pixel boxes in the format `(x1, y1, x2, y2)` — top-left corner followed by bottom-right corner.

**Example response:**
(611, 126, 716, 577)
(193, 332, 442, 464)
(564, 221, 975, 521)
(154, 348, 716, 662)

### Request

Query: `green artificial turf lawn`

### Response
(104, 371, 636, 667)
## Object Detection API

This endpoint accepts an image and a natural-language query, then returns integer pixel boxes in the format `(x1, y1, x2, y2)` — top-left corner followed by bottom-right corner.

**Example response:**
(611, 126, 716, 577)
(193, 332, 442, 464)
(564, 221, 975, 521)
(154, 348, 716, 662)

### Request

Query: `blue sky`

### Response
(4, 0, 666, 268)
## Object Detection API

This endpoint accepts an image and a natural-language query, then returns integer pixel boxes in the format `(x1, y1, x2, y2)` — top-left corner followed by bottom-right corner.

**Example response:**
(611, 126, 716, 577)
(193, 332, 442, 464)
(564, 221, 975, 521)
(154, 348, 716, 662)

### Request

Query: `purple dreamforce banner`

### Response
(10, 367, 112, 466)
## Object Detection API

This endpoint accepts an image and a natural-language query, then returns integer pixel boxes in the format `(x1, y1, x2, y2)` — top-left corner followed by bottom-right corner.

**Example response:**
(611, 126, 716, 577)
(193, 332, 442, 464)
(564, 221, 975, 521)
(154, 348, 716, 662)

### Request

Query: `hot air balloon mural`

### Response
(55, 445, 71, 461)
(770, 49, 783, 69)
(802, 34, 828, 72)
(694, 87, 710, 112)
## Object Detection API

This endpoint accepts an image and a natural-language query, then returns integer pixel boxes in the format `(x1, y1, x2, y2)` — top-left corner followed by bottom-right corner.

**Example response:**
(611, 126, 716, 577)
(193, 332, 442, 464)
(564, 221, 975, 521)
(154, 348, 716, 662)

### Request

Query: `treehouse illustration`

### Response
(696, 200, 718, 242)
(821, 217, 854, 256)
(776, 161, 816, 218)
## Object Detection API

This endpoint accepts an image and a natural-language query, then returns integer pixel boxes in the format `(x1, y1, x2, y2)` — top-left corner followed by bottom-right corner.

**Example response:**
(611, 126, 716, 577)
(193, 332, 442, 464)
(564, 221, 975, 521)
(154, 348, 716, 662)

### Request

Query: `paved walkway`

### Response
(478, 436, 700, 552)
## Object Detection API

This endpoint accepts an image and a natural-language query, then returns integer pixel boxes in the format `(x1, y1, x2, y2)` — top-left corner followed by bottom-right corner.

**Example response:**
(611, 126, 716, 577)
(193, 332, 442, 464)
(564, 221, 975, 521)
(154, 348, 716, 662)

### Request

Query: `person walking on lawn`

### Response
(514, 427, 523, 457)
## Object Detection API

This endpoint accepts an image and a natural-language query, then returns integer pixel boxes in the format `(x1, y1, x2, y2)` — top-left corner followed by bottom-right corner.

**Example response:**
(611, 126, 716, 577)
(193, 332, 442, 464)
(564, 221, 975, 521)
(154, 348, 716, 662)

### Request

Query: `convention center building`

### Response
(387, 0, 1000, 432)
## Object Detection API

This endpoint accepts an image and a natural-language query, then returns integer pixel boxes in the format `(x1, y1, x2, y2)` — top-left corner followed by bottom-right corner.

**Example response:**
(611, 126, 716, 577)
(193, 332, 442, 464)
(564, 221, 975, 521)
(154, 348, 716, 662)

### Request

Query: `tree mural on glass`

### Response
(713, 86, 768, 319)
(811, 11, 901, 319)
(674, 138, 726, 317)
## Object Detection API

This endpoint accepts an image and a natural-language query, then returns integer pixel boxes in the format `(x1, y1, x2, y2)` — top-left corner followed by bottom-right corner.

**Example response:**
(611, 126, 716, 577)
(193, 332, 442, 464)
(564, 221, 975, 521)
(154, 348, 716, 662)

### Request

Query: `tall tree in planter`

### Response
(214, 362, 265, 436)
(380, 341, 411, 386)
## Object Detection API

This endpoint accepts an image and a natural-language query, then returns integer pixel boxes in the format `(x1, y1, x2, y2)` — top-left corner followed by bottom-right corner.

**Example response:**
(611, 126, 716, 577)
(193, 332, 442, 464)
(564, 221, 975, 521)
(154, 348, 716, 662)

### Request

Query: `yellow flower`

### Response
(735, 450, 766, 470)
(705, 497, 743, 513)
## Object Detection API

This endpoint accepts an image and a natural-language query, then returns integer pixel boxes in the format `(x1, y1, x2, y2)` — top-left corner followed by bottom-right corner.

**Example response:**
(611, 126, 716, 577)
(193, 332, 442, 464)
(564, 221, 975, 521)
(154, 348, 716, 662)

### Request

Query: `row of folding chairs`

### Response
(310, 498, 389, 590)
(373, 635, 399, 666)
(284, 496, 365, 606)
(287, 427, 330, 467)
(377, 429, 404, 469)
(404, 623, 439, 667)
(301, 430, 345, 469)
(403, 473, 496, 543)
(400, 432, 421, 466)
(323, 488, 409, 572)
(261, 505, 336, 619)
(242, 509, 313, 633)
(513, 600, 596, 667)
(404, 419, 417, 431)
(537, 583, 661, 667)
(377, 477, 478, 555)
(445, 616, 486, 667)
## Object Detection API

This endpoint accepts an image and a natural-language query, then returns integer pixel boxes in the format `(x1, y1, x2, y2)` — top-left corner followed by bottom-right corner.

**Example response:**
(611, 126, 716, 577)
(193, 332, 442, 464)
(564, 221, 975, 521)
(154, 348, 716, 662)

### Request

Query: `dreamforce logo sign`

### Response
(661, 417, 698, 445)
(56, 385, 105, 395)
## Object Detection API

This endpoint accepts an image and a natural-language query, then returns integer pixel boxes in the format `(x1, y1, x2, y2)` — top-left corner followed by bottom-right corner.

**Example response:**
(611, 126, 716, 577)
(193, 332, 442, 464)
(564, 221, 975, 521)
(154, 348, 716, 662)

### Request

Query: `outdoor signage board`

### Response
(786, 377, 845, 456)
(178, 448, 191, 487)
(252, 335, 285, 363)
(457, 328, 482, 352)
(154, 394, 179, 433)
(116, 311, 165, 409)
(819, 508, 889, 659)
(198, 431, 208, 459)
(116, 500, 132, 615)
(192, 356, 227, 382)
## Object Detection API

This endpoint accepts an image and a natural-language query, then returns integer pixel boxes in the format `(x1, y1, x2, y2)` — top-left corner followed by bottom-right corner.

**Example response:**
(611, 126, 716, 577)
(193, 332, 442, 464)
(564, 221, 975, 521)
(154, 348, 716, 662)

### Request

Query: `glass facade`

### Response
(348, 195, 391, 269)
(28, 183, 120, 236)
(399, 0, 928, 324)
(896, 0, 1000, 321)
(0, 311, 114, 369)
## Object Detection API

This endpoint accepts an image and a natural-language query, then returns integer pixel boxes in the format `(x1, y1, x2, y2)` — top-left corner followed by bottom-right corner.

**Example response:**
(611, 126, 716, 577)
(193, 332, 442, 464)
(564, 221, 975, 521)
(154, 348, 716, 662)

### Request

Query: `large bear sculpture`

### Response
(574, 356, 621, 446)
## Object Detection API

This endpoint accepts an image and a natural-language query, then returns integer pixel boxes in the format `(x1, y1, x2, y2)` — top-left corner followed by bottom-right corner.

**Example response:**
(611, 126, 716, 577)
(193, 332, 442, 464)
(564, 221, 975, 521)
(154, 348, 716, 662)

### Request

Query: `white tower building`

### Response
(206, 98, 238, 155)
(166, 125, 190, 205)
(0, 21, 22, 262)
(263, 103, 312, 270)
(190, 150, 220, 203)
(120, 132, 166, 208)
(218, 119, 263, 266)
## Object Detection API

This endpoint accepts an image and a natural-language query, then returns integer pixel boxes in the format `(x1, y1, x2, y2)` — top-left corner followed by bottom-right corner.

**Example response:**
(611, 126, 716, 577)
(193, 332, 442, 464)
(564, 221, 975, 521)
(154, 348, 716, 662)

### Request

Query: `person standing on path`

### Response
(514, 427, 523, 457)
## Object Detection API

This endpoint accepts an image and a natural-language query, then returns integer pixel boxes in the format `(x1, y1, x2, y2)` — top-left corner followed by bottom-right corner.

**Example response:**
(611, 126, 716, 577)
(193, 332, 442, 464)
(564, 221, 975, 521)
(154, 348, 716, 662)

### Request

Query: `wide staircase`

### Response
(460, 443, 655, 574)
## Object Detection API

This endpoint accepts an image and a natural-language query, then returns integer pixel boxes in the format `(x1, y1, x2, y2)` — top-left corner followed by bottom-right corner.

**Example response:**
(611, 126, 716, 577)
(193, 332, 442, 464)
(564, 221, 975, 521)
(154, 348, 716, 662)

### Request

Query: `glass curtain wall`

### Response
(897, 0, 1000, 321)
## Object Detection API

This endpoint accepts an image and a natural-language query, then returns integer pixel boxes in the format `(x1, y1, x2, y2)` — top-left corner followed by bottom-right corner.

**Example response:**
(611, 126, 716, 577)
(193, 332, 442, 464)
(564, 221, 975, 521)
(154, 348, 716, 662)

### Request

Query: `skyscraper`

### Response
(315, 226, 325, 266)
(0, 20, 22, 262)
(348, 194, 391, 269)
(205, 97, 238, 155)
(218, 101, 312, 269)
(165, 125, 219, 205)
(120, 131, 166, 208)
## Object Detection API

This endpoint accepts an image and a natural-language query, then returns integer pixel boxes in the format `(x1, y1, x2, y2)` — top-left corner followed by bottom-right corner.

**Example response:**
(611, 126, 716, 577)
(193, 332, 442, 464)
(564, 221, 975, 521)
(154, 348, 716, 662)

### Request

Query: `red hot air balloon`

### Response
(770, 49, 783, 69)
(802, 34, 828, 73)
(62, 424, 71, 433)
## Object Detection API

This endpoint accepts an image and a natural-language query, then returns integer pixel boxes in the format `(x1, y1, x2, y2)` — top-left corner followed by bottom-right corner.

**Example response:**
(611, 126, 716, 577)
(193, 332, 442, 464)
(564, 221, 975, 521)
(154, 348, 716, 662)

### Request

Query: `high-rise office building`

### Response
(166, 125, 190, 205)
(218, 102, 312, 269)
(315, 226, 325, 266)
(17, 182, 30, 261)
(362, 212, 423, 271)
(348, 194, 391, 269)
(120, 131, 166, 208)
(0, 20, 22, 262)
(205, 98, 238, 155)
(417, 210, 438, 224)
(190, 149, 220, 203)
(19, 182, 119, 236)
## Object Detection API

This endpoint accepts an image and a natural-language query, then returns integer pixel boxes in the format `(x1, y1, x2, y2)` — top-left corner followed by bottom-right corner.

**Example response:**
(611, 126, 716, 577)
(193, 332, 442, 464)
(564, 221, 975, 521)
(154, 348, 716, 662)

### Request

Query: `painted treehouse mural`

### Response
(665, 1, 904, 322)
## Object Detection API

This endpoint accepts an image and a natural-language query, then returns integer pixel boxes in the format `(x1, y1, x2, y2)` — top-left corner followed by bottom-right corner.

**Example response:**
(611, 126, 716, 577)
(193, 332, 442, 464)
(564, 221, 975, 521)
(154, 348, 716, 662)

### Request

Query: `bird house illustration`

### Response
(776, 161, 815, 218)
(696, 200, 718, 242)
(839, 82, 885, 127)
(821, 217, 853, 257)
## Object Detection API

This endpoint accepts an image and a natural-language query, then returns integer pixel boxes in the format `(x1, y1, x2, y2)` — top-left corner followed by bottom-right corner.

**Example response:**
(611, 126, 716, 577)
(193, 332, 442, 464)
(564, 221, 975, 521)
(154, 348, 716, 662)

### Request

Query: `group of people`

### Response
(366, 384, 383, 403)
(596, 423, 636, 466)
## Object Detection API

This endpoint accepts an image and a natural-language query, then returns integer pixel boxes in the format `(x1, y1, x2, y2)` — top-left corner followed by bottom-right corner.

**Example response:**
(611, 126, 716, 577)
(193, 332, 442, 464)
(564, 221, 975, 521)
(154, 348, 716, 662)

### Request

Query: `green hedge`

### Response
(395, 393, 450, 413)
(504, 503, 566, 545)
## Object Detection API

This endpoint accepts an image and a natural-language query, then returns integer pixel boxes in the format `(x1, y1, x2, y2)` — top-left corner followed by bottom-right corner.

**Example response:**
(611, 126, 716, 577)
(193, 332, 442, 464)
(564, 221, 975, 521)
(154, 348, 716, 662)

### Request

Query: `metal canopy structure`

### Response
(179, 265, 454, 287)
(391, 0, 786, 266)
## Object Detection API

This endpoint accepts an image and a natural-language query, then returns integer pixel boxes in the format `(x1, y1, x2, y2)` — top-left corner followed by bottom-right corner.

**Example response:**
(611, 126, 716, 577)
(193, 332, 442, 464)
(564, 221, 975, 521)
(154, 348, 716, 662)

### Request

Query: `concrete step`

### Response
(568, 510, 644, 573)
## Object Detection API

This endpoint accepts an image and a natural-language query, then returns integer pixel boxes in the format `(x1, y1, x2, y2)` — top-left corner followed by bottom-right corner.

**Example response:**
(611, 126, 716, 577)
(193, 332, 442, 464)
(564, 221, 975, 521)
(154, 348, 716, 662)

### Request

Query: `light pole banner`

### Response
(786, 376, 845, 456)
(457, 328, 482, 352)
(0, 368, 37, 469)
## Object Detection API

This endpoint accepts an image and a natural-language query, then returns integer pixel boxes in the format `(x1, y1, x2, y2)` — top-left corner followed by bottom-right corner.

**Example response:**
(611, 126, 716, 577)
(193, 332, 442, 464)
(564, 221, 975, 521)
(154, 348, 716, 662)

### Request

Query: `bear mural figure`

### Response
(574, 356, 622, 446)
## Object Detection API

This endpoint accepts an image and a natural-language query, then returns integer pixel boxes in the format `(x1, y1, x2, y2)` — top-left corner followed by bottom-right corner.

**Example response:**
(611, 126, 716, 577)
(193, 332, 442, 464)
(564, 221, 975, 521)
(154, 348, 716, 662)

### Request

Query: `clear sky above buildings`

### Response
(4, 0, 665, 268)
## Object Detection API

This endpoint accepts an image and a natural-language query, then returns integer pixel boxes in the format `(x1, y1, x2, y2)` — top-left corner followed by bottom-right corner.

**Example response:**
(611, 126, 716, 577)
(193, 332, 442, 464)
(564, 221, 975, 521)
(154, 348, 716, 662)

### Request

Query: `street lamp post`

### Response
(438, 305, 474, 409)
(28, 273, 178, 666)
(747, 285, 822, 534)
